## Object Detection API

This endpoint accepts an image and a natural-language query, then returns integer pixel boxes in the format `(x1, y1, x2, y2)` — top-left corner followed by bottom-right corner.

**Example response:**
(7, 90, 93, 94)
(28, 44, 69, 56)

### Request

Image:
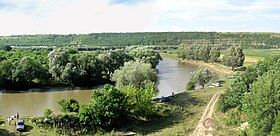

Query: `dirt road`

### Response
(191, 91, 221, 136)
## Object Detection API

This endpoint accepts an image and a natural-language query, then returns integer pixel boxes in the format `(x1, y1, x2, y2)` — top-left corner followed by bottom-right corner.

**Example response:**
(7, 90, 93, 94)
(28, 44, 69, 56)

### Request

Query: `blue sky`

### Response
(0, 0, 279, 35)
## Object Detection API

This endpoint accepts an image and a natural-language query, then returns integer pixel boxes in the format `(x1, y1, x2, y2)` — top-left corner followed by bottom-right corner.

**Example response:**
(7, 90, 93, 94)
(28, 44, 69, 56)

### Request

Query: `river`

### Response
(0, 57, 217, 117)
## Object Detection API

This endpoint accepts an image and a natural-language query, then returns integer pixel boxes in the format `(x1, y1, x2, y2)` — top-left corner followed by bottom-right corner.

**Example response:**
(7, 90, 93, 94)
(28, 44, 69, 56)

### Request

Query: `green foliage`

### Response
(33, 114, 82, 135)
(90, 84, 129, 127)
(12, 56, 48, 85)
(128, 47, 162, 69)
(122, 83, 158, 119)
(79, 83, 158, 130)
(177, 44, 187, 59)
(177, 44, 220, 62)
(186, 80, 195, 90)
(61, 62, 81, 85)
(58, 98, 80, 113)
(0, 32, 279, 49)
(111, 59, 157, 89)
(189, 66, 212, 88)
(219, 55, 280, 112)
(97, 49, 133, 79)
(225, 109, 242, 126)
(242, 70, 280, 135)
(270, 113, 280, 136)
(209, 47, 220, 62)
(48, 48, 69, 79)
(0, 47, 160, 89)
(218, 80, 248, 112)
(199, 44, 211, 61)
(43, 108, 53, 117)
(236, 130, 248, 136)
(222, 46, 245, 70)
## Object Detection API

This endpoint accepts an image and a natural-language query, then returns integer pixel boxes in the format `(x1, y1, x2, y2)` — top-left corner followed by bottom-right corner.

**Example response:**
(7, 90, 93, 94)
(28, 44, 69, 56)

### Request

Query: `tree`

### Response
(242, 70, 280, 135)
(189, 66, 212, 88)
(48, 49, 69, 80)
(12, 56, 47, 85)
(186, 80, 195, 90)
(61, 62, 81, 86)
(209, 47, 220, 62)
(89, 84, 129, 127)
(185, 45, 195, 60)
(76, 53, 103, 85)
(128, 47, 162, 69)
(270, 113, 280, 136)
(97, 50, 132, 80)
(111, 60, 157, 89)
(222, 46, 245, 70)
(199, 44, 211, 62)
(177, 44, 187, 59)
(122, 83, 157, 119)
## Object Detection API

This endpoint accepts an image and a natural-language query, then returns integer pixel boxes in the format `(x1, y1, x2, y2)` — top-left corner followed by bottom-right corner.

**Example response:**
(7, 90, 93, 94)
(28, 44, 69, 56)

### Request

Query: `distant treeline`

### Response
(0, 32, 279, 49)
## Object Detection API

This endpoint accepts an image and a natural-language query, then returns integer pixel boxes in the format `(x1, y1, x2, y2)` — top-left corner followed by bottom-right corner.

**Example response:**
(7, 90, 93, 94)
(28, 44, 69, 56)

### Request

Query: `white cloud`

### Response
(0, 0, 279, 35)
(0, 0, 156, 35)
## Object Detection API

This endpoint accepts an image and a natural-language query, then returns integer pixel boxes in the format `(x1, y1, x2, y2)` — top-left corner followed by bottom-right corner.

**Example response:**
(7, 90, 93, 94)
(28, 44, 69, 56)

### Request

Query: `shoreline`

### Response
(160, 53, 233, 77)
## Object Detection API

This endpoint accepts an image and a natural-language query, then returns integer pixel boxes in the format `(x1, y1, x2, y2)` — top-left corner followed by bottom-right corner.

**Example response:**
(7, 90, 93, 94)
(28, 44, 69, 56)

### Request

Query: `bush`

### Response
(225, 109, 242, 126)
(82, 84, 129, 128)
(43, 108, 53, 117)
(58, 98, 79, 113)
(186, 80, 195, 90)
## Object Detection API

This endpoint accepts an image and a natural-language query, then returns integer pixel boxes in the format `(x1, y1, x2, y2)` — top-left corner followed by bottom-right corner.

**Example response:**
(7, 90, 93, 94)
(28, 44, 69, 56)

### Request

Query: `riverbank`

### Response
(0, 53, 253, 135)
(0, 116, 58, 136)
(160, 53, 233, 76)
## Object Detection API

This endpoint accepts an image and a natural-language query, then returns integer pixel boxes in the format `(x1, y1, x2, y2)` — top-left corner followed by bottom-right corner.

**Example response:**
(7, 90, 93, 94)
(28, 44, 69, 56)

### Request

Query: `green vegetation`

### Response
(111, 60, 157, 89)
(0, 32, 279, 48)
(0, 116, 58, 136)
(31, 83, 158, 135)
(0, 47, 161, 90)
(177, 44, 220, 62)
(218, 55, 280, 135)
(188, 66, 212, 88)
(58, 98, 80, 113)
(243, 49, 280, 58)
(43, 108, 53, 118)
(222, 46, 245, 70)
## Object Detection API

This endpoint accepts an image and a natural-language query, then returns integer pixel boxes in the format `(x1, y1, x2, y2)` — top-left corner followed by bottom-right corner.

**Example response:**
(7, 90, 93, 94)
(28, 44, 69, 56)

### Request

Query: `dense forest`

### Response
(218, 55, 280, 135)
(0, 47, 161, 90)
(0, 32, 280, 49)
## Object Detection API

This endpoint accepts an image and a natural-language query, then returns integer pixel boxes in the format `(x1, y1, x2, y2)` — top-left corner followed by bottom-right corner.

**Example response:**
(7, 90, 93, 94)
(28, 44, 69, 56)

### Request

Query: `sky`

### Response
(0, 0, 279, 35)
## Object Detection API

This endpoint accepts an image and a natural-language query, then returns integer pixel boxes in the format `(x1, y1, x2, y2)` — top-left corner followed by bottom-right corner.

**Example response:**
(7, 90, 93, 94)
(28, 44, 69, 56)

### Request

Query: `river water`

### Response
(0, 57, 217, 117)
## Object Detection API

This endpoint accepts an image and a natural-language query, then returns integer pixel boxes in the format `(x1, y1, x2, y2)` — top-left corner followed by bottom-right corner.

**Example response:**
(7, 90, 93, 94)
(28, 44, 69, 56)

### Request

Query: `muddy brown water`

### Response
(0, 57, 218, 117)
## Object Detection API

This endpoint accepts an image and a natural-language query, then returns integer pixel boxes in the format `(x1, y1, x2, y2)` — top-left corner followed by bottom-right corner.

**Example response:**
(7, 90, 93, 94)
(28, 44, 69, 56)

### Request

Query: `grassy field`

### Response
(0, 117, 58, 136)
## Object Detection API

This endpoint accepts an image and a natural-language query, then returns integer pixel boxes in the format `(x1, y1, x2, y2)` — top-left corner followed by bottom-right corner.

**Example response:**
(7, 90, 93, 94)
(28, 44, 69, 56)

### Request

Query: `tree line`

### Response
(218, 55, 280, 135)
(0, 47, 161, 90)
(177, 45, 245, 70)
(1, 32, 279, 48)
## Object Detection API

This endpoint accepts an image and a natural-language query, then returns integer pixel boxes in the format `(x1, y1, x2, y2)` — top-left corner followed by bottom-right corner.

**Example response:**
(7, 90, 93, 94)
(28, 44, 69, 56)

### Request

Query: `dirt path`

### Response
(191, 91, 221, 136)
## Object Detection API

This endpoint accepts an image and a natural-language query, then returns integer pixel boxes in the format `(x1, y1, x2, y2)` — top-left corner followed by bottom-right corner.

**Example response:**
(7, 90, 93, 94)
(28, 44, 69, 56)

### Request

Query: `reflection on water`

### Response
(0, 57, 218, 117)
(157, 57, 198, 97)
(0, 89, 93, 117)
